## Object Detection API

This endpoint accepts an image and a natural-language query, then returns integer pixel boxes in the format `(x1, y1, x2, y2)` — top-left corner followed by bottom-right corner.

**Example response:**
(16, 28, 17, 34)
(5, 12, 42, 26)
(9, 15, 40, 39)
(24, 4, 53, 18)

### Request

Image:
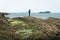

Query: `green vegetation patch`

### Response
(8, 18, 29, 26)
(15, 29, 33, 34)
(15, 29, 33, 39)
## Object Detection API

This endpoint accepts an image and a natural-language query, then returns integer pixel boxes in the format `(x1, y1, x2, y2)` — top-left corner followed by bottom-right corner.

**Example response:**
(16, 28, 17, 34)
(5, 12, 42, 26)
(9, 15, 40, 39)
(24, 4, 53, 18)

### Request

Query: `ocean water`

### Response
(7, 13, 60, 19)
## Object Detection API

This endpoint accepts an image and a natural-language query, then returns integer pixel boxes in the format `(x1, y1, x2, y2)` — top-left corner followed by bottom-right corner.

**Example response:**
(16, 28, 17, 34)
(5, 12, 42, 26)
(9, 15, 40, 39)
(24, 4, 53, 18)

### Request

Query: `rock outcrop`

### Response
(22, 17, 60, 40)
(0, 13, 9, 30)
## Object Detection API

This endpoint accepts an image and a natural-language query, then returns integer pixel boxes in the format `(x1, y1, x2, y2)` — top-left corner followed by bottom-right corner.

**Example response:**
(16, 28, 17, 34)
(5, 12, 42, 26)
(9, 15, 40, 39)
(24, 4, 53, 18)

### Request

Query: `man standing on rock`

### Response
(28, 9, 31, 16)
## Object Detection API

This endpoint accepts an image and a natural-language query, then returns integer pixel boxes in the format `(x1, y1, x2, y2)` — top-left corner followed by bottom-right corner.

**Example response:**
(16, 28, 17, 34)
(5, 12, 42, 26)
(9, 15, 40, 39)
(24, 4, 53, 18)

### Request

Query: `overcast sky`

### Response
(0, 0, 60, 13)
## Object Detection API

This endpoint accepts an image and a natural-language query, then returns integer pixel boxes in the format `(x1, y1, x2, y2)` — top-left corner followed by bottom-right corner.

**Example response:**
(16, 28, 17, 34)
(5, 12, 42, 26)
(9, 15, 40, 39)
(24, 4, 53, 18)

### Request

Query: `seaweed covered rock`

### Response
(0, 15, 60, 40)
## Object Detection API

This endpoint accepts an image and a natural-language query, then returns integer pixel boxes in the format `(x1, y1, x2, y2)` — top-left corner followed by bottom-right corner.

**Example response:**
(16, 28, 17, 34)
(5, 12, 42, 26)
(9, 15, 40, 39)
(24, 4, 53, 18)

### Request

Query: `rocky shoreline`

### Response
(0, 13, 60, 40)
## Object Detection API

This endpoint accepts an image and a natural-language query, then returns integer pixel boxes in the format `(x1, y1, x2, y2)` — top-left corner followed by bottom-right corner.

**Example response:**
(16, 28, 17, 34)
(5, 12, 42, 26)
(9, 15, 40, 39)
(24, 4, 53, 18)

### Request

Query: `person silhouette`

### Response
(28, 9, 31, 16)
